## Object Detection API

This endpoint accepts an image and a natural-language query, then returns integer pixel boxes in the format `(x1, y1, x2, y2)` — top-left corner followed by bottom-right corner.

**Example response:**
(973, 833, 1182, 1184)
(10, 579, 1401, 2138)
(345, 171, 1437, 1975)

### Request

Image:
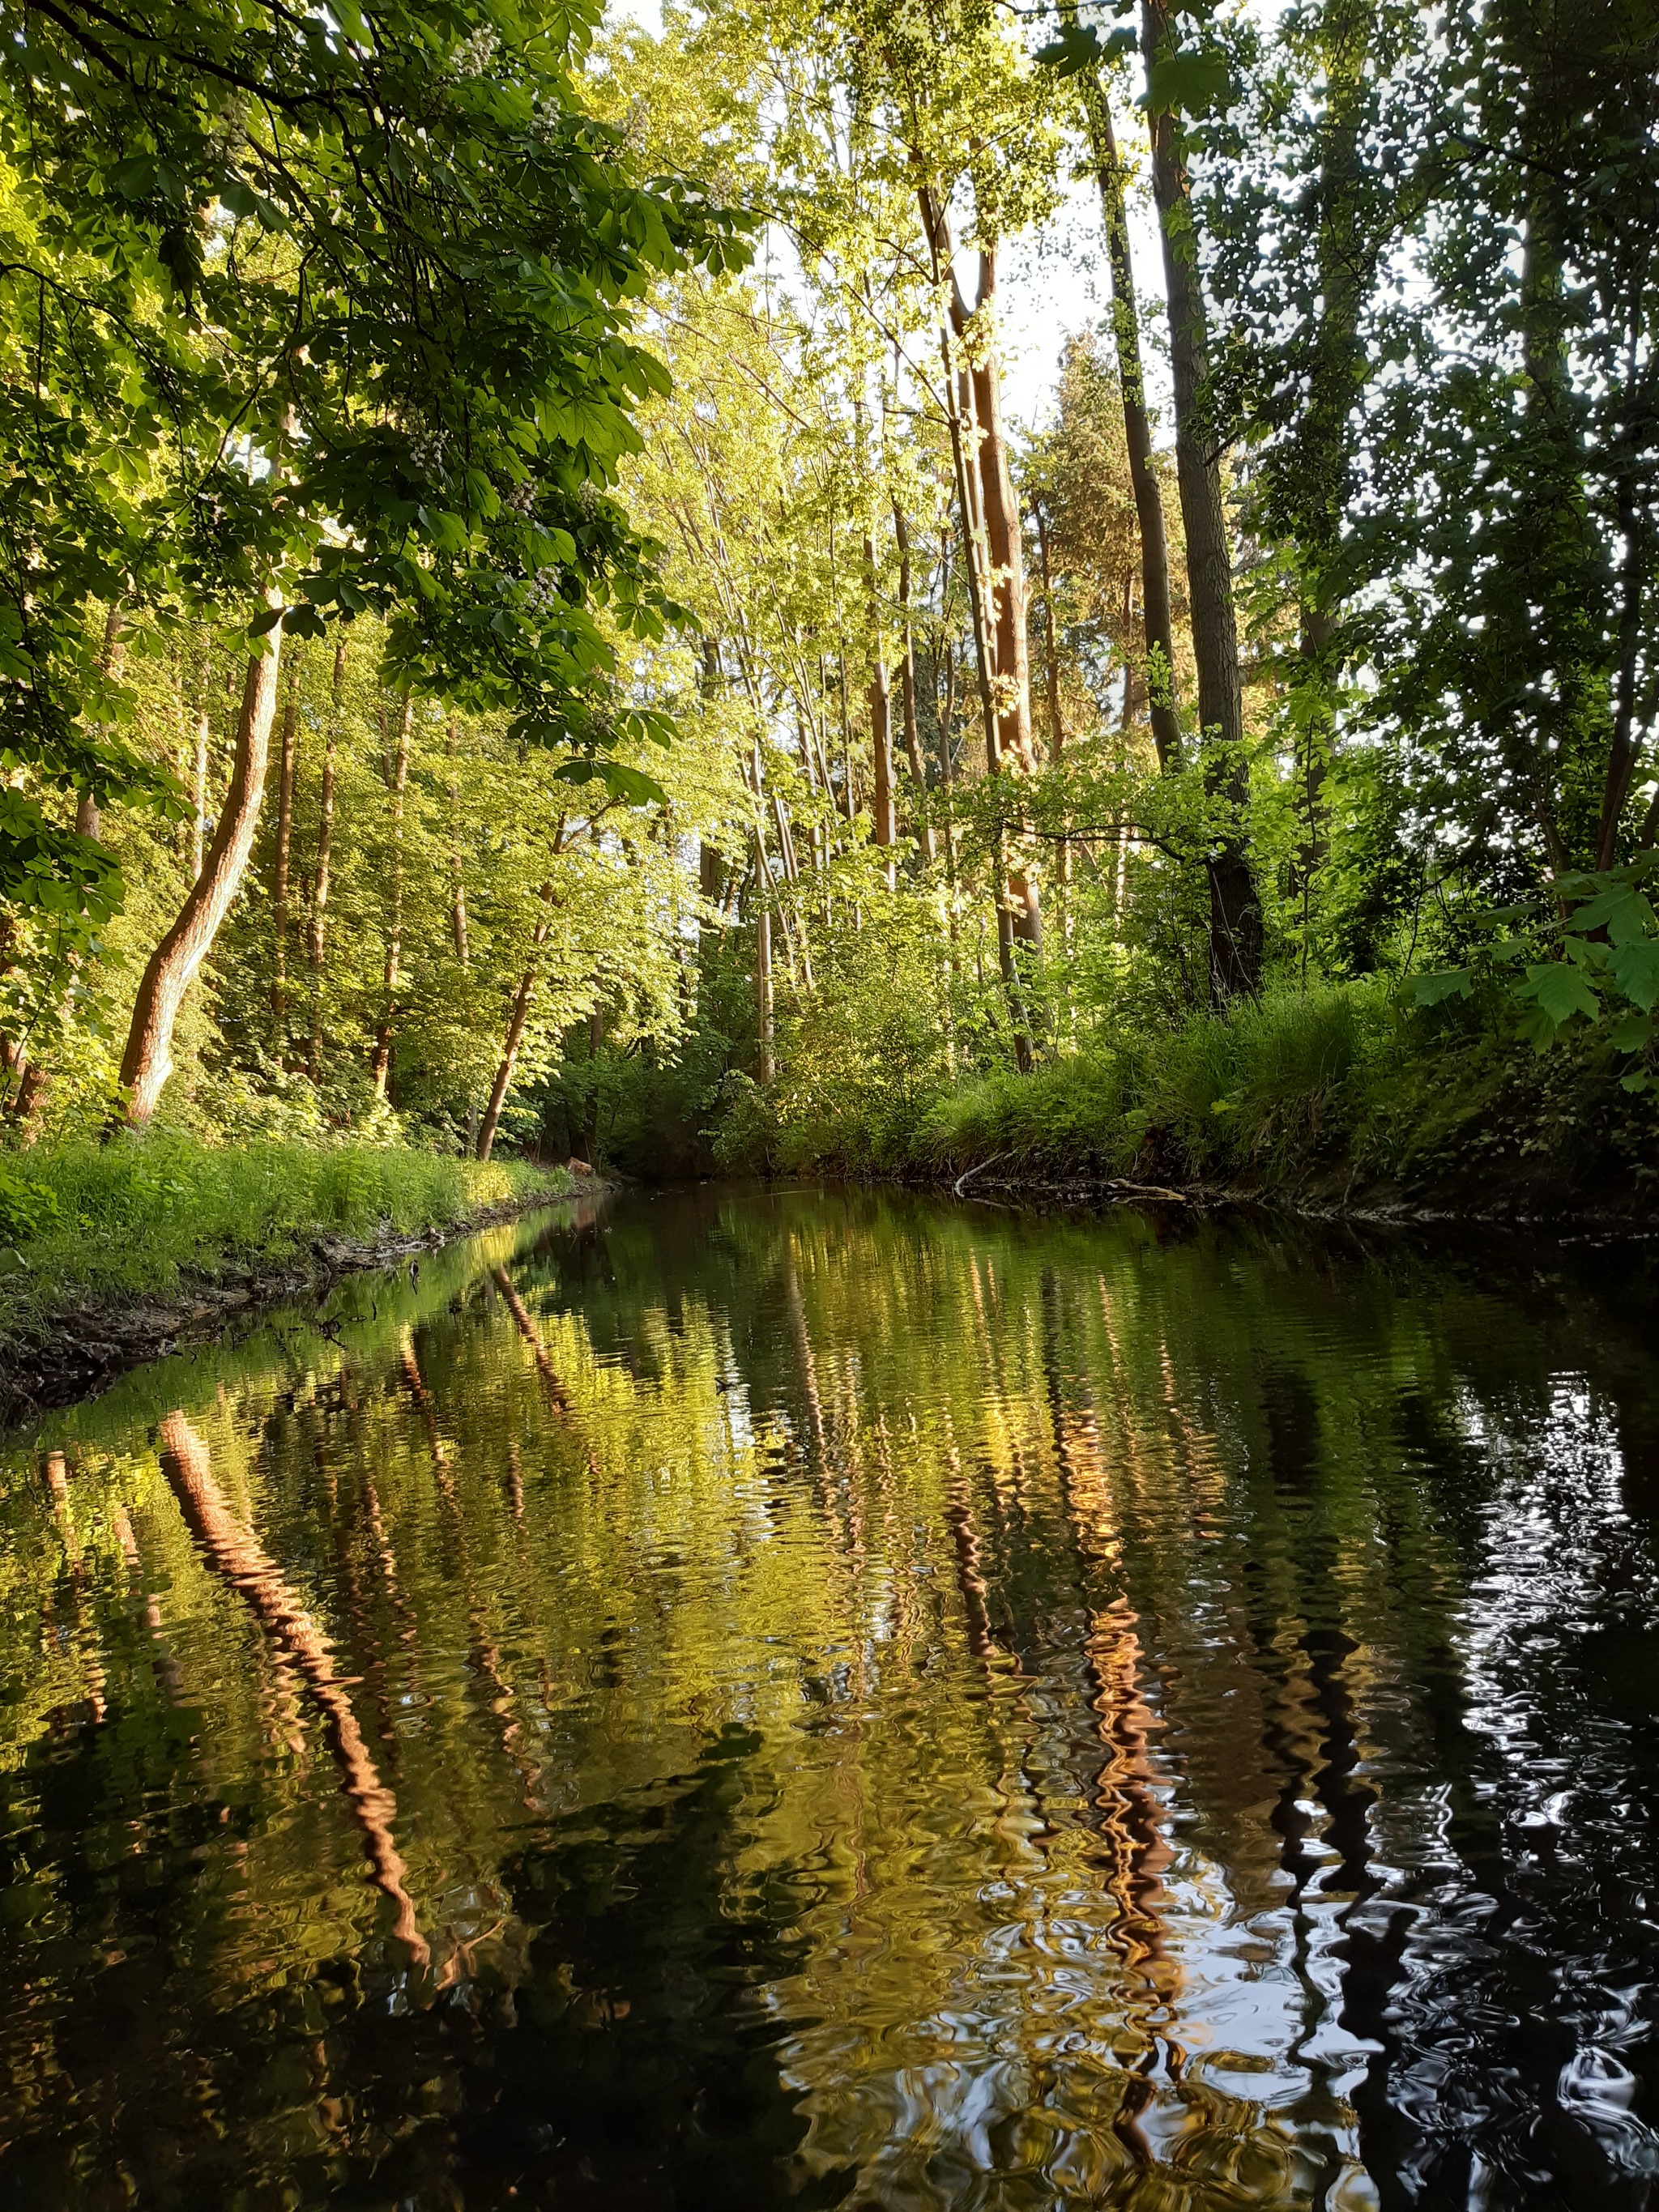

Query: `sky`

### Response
(603, 0, 1171, 435)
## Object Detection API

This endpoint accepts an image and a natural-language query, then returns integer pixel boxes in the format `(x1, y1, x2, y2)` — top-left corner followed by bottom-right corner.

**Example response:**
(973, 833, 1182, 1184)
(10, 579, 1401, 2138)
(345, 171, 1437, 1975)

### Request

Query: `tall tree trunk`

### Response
(1144, 0, 1261, 1002)
(190, 650, 211, 881)
(270, 668, 300, 1045)
(446, 720, 470, 964)
(864, 530, 897, 887)
(919, 184, 1038, 1068)
(369, 691, 412, 1101)
(74, 604, 126, 842)
(893, 501, 936, 863)
(1076, 41, 1181, 769)
(306, 636, 345, 1083)
(1294, 0, 1371, 933)
(754, 830, 775, 1086)
(961, 249, 1045, 959)
(117, 607, 285, 1124)
(476, 887, 552, 1163)
(579, 1005, 604, 1164)
(1034, 499, 1074, 963)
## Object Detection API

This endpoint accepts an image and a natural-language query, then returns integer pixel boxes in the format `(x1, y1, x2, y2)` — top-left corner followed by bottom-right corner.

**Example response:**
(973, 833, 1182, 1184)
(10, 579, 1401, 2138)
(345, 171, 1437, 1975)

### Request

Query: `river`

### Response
(3, 1185, 1658, 2209)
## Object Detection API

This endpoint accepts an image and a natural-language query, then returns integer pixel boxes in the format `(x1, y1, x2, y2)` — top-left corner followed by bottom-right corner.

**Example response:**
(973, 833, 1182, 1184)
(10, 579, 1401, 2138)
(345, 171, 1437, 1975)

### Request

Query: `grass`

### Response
(0, 1132, 567, 1344)
(742, 979, 1659, 1218)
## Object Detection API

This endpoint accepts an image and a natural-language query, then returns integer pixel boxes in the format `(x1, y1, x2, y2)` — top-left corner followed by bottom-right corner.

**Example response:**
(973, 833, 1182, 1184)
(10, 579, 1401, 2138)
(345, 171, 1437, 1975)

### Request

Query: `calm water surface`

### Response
(5, 1187, 1659, 2210)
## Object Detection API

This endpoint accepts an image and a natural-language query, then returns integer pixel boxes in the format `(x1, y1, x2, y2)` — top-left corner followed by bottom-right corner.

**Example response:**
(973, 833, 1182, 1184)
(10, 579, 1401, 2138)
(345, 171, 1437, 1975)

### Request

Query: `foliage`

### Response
(2, 0, 1656, 1214)
(0, 1128, 561, 1340)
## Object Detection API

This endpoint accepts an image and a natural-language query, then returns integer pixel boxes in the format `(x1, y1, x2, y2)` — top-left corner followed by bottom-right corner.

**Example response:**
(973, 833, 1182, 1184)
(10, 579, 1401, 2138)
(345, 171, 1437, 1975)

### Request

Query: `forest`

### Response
(2, 0, 1658, 1295)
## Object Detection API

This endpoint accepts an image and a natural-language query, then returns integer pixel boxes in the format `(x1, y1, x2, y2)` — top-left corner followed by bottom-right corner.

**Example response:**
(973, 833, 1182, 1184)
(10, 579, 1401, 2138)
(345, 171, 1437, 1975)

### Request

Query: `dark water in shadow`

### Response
(5, 1187, 1659, 2210)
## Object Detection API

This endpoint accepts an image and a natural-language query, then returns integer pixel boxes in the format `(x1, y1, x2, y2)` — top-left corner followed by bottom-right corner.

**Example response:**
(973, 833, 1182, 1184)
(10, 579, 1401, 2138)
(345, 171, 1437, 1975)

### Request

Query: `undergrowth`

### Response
(0, 1134, 564, 1342)
(721, 980, 1659, 1215)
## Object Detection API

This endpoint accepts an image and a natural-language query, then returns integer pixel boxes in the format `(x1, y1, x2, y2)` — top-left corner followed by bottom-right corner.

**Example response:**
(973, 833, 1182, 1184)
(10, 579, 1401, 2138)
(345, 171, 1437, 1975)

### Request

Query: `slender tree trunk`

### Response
(445, 720, 470, 964)
(1077, 44, 1181, 769)
(476, 887, 552, 1163)
(117, 603, 285, 1124)
(893, 501, 936, 863)
(924, 213, 1030, 1063)
(307, 636, 344, 1084)
(191, 674, 210, 882)
(1294, 0, 1371, 936)
(74, 605, 126, 842)
(755, 889, 774, 1085)
(579, 1005, 604, 1164)
(957, 249, 1043, 961)
(865, 531, 897, 886)
(370, 691, 412, 1101)
(270, 669, 300, 1045)
(1034, 500, 1074, 965)
(1144, 0, 1261, 1001)
(919, 184, 1038, 1067)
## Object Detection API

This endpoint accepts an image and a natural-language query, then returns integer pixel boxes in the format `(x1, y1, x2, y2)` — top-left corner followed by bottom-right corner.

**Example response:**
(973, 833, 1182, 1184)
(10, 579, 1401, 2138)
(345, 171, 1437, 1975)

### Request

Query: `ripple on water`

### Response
(2, 1191, 1659, 2206)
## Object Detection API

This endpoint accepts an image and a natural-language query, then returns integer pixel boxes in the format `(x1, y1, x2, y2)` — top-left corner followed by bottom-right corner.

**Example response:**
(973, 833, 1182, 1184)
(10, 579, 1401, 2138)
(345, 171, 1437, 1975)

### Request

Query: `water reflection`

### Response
(3, 1187, 1659, 2207)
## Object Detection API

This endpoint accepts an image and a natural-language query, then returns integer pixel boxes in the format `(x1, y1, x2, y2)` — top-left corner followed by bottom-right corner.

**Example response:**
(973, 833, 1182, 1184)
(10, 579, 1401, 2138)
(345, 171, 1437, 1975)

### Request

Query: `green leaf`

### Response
(1410, 968, 1473, 1006)
(1566, 882, 1657, 944)
(1516, 961, 1600, 1031)
(553, 757, 666, 806)
(1607, 1012, 1655, 1053)
(1034, 22, 1104, 77)
(1610, 937, 1659, 1012)
(1142, 47, 1231, 118)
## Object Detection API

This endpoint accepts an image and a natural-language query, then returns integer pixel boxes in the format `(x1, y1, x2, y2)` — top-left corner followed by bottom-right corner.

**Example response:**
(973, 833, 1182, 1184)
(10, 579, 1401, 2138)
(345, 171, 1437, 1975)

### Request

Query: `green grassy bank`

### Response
(0, 1134, 566, 1349)
(714, 982, 1659, 1222)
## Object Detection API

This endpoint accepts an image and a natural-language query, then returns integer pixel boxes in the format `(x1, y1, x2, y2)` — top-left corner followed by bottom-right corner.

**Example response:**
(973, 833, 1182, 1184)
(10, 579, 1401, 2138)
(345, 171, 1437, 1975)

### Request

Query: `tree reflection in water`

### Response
(3, 1186, 1659, 2209)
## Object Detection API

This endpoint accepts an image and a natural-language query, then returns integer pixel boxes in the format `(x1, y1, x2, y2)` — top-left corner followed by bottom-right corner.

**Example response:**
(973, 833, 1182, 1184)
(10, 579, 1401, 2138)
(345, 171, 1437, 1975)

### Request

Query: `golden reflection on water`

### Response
(3, 1187, 1659, 2209)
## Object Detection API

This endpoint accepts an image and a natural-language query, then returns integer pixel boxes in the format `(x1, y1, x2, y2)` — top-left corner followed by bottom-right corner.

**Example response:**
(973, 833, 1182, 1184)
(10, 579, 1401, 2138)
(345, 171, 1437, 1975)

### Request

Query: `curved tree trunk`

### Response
(117, 608, 284, 1125)
(1144, 0, 1261, 1002)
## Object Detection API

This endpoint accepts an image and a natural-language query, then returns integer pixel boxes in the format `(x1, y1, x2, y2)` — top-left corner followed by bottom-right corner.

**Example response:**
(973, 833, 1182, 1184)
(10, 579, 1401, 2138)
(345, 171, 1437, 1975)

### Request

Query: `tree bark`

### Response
(369, 691, 412, 1101)
(270, 669, 300, 1042)
(117, 605, 285, 1125)
(1077, 45, 1181, 769)
(754, 830, 774, 1085)
(893, 500, 936, 863)
(306, 635, 345, 1083)
(1144, 0, 1261, 1001)
(864, 529, 897, 886)
(919, 183, 1038, 1068)
(446, 720, 471, 965)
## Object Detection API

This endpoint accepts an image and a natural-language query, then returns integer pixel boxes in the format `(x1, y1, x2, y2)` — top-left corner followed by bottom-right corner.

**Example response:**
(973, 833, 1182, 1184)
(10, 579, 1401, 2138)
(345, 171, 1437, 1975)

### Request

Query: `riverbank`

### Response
(721, 984, 1659, 1231)
(0, 1136, 582, 1422)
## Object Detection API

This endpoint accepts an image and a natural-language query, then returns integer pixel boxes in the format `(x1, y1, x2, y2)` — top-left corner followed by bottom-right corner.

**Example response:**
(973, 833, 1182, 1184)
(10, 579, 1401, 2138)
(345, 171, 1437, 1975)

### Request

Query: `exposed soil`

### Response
(0, 1183, 595, 1430)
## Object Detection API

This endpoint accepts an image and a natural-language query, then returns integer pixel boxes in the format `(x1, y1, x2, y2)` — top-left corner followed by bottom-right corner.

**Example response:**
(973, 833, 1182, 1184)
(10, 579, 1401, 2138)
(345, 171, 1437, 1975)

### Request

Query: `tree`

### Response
(0, 0, 748, 1122)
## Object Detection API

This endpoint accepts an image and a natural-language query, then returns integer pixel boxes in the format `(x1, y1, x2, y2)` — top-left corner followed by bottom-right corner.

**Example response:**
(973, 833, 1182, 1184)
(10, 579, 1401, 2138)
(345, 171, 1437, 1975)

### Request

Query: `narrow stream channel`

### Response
(4, 1187, 1659, 2210)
